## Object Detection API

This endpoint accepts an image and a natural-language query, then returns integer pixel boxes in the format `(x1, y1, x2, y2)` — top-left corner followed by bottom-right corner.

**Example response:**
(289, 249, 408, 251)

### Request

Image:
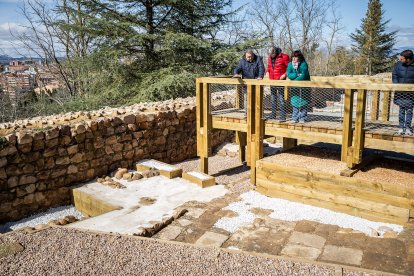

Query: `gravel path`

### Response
(0, 227, 358, 275)
(0, 205, 83, 233)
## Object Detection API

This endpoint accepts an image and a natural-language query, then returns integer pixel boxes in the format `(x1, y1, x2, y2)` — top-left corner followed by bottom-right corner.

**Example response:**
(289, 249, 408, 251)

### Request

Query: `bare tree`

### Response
(249, 0, 281, 47)
(323, 2, 344, 75)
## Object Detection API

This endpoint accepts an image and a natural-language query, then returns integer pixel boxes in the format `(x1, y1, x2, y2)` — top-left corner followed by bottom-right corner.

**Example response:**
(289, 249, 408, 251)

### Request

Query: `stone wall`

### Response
(0, 98, 232, 223)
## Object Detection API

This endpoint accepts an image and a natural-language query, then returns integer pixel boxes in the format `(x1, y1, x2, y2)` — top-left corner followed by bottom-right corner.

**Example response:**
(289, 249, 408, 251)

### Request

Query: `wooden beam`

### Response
(201, 82, 212, 174)
(351, 89, 367, 167)
(341, 89, 354, 162)
(265, 125, 342, 144)
(246, 84, 255, 167)
(212, 118, 247, 132)
(251, 84, 264, 184)
(196, 79, 203, 157)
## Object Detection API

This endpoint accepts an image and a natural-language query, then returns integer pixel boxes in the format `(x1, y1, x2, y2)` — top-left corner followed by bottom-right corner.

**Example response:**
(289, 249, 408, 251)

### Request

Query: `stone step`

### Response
(135, 159, 182, 179)
(182, 171, 215, 188)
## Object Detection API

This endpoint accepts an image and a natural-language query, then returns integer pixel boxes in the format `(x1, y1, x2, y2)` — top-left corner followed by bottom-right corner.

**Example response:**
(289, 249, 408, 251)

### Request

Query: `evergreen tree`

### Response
(350, 0, 396, 75)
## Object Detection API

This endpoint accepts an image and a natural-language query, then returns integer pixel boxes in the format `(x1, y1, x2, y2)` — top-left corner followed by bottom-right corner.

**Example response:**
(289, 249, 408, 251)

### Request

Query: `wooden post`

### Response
(351, 89, 367, 167)
(200, 82, 212, 174)
(341, 89, 354, 162)
(246, 84, 255, 167)
(370, 90, 380, 121)
(283, 137, 297, 150)
(381, 91, 391, 122)
(235, 84, 241, 109)
(235, 131, 247, 163)
(250, 85, 264, 184)
(196, 79, 203, 157)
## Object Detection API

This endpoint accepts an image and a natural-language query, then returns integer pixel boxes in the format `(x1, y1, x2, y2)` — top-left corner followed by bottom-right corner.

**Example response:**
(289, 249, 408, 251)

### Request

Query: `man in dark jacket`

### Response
(392, 49, 414, 135)
(233, 49, 265, 111)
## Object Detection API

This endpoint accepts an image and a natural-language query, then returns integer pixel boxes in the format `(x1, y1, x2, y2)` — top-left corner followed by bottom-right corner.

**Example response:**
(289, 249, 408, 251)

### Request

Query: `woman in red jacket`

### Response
(266, 46, 290, 121)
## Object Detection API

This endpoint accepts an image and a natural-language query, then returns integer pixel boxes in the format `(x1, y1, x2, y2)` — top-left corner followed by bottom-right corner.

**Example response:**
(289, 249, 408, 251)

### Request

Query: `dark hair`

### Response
(400, 49, 413, 60)
(245, 49, 255, 55)
(291, 50, 305, 62)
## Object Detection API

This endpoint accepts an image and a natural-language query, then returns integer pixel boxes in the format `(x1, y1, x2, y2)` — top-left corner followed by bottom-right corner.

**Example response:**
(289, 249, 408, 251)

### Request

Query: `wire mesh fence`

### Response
(209, 83, 246, 118)
(262, 85, 345, 129)
(364, 90, 414, 135)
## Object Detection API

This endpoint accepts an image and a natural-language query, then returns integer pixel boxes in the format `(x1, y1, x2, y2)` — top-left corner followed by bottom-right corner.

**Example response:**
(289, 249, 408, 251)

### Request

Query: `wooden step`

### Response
(182, 171, 215, 188)
(136, 159, 182, 179)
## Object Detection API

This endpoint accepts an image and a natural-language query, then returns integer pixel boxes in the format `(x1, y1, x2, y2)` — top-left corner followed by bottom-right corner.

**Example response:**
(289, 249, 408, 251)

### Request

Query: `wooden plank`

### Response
(370, 90, 380, 121)
(365, 138, 414, 155)
(265, 125, 342, 144)
(212, 118, 247, 132)
(341, 89, 353, 162)
(257, 160, 414, 198)
(201, 82, 211, 173)
(256, 168, 414, 211)
(282, 137, 297, 150)
(256, 176, 410, 219)
(198, 77, 414, 91)
(255, 186, 408, 224)
(381, 91, 391, 122)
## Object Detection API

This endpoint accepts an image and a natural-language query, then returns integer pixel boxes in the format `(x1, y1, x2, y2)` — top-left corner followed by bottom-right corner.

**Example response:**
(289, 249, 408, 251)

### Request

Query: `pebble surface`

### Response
(0, 205, 83, 233)
(0, 227, 341, 275)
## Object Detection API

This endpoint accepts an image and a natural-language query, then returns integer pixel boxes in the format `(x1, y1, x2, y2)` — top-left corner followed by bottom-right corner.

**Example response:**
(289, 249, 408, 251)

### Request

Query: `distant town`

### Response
(0, 58, 59, 100)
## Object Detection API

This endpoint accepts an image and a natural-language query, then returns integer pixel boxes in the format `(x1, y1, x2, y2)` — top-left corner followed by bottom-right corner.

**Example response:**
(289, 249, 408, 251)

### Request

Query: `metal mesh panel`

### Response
(364, 91, 414, 135)
(262, 85, 345, 129)
(209, 83, 246, 118)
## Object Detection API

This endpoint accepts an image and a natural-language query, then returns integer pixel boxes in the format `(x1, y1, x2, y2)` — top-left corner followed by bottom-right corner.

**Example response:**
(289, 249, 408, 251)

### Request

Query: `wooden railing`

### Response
(196, 76, 414, 183)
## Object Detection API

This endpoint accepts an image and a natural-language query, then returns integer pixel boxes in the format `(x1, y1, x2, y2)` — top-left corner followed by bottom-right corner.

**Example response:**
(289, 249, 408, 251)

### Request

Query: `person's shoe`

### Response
(289, 120, 298, 124)
(406, 128, 413, 136)
(299, 119, 305, 124)
(397, 128, 405, 135)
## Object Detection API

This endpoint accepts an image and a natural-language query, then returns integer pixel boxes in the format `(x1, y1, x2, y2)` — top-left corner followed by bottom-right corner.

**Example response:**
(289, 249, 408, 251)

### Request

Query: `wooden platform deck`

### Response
(255, 145, 414, 224)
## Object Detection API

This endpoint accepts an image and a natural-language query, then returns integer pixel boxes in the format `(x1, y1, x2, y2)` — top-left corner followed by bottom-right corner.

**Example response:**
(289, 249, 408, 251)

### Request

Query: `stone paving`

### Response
(152, 156, 414, 275)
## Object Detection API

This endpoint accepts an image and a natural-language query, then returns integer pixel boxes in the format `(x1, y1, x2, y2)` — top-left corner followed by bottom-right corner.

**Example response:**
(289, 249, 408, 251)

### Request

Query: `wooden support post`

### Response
(381, 91, 391, 122)
(370, 90, 380, 121)
(246, 84, 255, 167)
(196, 79, 203, 157)
(351, 89, 367, 167)
(200, 82, 212, 174)
(250, 85, 264, 184)
(341, 89, 354, 162)
(235, 131, 247, 163)
(283, 137, 297, 150)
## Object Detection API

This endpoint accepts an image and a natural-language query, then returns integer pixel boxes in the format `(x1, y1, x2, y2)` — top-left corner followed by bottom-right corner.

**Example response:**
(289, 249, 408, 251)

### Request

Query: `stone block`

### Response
(320, 245, 363, 266)
(287, 231, 326, 249)
(195, 231, 229, 247)
(182, 171, 215, 188)
(281, 244, 321, 260)
(17, 133, 33, 144)
(158, 226, 183, 240)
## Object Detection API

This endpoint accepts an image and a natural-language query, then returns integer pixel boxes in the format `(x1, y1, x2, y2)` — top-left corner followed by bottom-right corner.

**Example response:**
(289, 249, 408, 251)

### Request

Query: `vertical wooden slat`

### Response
(381, 91, 391, 122)
(235, 84, 241, 109)
(246, 84, 255, 167)
(251, 85, 264, 184)
(352, 89, 367, 167)
(370, 90, 380, 121)
(341, 89, 354, 162)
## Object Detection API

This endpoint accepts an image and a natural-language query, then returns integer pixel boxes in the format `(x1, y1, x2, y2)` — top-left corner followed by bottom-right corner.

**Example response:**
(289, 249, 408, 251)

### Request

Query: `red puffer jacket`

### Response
(267, 53, 290, 80)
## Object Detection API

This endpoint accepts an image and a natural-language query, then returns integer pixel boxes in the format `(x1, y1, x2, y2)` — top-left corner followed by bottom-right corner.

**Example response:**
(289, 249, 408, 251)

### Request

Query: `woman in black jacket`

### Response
(392, 49, 414, 135)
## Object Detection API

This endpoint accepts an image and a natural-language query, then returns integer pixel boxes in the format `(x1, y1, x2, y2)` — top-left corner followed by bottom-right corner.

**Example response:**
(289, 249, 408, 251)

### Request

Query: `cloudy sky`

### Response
(0, 0, 413, 57)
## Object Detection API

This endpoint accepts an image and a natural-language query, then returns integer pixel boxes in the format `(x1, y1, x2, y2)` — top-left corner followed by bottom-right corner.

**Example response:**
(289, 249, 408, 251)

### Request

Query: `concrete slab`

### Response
(195, 231, 229, 247)
(320, 245, 363, 266)
(69, 175, 227, 235)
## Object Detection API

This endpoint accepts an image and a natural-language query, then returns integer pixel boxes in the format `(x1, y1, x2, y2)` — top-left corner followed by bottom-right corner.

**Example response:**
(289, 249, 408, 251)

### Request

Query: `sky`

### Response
(0, 0, 413, 56)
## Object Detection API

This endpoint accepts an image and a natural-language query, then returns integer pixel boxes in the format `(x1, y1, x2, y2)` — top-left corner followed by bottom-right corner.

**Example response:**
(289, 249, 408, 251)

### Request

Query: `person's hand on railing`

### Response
(280, 74, 286, 80)
(257, 77, 263, 80)
(233, 74, 242, 78)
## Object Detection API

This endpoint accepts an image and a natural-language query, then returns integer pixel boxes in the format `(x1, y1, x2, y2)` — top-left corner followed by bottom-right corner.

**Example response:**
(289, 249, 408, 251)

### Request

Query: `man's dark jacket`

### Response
(392, 61, 414, 101)
(233, 54, 265, 79)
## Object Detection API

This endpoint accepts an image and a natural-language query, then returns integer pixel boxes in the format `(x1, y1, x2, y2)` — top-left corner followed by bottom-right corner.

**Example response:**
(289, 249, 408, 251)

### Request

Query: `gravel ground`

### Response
(0, 227, 350, 275)
(0, 205, 83, 233)
(263, 145, 414, 188)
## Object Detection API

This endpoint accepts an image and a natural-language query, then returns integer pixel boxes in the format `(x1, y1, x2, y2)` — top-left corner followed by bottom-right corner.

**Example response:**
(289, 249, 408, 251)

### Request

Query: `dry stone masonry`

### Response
(0, 97, 232, 223)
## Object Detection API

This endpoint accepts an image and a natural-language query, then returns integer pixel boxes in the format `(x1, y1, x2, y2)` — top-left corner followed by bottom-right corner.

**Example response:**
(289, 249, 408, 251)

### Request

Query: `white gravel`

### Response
(214, 191, 404, 237)
(0, 205, 83, 233)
